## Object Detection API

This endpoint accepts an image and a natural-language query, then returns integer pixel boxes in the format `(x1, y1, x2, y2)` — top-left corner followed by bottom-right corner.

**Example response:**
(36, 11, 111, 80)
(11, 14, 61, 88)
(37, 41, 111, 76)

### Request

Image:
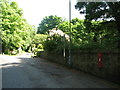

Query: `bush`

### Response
(32, 34, 48, 45)
(71, 40, 102, 51)
(37, 44, 43, 49)
(43, 35, 69, 54)
(28, 34, 47, 55)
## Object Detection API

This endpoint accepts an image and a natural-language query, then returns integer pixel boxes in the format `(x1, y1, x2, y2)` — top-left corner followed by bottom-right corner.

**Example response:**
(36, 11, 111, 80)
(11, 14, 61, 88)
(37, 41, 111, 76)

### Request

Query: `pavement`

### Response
(0, 53, 120, 88)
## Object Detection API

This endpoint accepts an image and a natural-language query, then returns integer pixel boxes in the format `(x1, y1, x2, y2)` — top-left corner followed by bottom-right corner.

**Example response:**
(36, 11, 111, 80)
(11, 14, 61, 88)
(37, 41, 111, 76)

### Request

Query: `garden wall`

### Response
(39, 50, 120, 84)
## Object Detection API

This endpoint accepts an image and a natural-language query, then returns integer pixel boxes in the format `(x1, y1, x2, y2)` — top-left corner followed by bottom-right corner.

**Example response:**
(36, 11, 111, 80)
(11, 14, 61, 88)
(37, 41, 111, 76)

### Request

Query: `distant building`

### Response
(49, 28, 69, 40)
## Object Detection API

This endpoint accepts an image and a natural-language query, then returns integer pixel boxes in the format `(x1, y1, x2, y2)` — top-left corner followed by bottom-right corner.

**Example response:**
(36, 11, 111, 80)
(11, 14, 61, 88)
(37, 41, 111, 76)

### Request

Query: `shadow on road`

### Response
(1, 55, 120, 88)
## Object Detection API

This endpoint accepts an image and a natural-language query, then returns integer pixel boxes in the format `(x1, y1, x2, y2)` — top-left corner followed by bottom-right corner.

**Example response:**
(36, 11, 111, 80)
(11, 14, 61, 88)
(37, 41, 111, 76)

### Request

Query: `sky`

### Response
(11, 0, 85, 27)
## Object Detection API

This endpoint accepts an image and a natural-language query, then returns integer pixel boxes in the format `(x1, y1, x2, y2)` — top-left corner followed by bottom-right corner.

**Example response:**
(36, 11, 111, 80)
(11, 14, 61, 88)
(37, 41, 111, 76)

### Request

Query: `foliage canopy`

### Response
(75, 2, 120, 49)
(37, 15, 63, 34)
(1, 1, 34, 54)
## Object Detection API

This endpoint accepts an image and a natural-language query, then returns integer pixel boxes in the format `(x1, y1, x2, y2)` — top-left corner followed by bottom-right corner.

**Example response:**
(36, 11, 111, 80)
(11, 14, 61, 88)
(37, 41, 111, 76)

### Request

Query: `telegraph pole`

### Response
(68, 0, 72, 67)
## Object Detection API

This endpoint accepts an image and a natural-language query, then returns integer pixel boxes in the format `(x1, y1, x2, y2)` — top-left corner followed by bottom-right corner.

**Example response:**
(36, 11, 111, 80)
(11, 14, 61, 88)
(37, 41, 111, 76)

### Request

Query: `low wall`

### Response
(40, 51, 67, 65)
(39, 50, 120, 84)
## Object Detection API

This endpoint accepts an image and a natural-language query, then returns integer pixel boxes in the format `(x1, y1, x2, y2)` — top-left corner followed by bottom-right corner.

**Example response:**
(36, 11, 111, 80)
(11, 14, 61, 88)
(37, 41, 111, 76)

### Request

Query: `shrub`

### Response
(43, 34, 69, 54)
(37, 44, 43, 49)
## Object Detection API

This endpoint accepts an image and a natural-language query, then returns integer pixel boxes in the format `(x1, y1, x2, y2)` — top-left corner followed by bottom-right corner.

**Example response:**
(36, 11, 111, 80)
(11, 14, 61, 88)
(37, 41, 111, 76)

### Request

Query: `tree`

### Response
(58, 21, 69, 34)
(75, 2, 120, 23)
(28, 34, 47, 54)
(1, 1, 34, 54)
(75, 2, 120, 48)
(71, 18, 85, 38)
(37, 15, 63, 34)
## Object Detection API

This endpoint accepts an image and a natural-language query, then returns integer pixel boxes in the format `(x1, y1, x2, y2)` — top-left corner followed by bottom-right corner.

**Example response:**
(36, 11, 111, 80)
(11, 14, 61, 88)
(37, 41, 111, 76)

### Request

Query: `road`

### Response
(0, 53, 120, 88)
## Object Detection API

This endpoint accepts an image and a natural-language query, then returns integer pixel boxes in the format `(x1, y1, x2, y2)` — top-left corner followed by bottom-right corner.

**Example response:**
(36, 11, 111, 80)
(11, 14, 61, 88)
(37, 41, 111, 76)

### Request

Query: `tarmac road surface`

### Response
(0, 53, 120, 88)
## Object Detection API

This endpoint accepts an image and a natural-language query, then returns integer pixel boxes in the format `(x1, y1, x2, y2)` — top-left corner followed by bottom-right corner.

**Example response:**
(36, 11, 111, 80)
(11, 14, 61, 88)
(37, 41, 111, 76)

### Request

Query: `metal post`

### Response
(0, 31, 2, 54)
(63, 34, 66, 58)
(68, 0, 72, 66)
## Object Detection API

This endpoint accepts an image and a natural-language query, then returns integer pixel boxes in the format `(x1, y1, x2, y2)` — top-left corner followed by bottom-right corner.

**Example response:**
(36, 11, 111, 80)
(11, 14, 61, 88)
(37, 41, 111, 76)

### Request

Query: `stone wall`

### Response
(39, 50, 120, 84)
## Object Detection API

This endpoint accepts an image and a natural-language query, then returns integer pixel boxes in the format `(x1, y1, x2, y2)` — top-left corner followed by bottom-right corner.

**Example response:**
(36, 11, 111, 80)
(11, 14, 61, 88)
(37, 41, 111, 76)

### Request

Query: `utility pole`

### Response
(68, 0, 72, 67)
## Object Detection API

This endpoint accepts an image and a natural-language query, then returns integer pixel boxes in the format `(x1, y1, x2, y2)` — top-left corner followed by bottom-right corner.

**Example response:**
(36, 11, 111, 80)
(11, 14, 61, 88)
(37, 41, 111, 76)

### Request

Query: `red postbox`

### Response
(97, 52, 103, 68)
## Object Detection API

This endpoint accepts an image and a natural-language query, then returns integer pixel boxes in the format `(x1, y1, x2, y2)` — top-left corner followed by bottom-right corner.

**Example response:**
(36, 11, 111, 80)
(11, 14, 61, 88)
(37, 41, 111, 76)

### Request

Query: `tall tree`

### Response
(1, 1, 34, 53)
(37, 15, 63, 34)
(75, 2, 120, 48)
